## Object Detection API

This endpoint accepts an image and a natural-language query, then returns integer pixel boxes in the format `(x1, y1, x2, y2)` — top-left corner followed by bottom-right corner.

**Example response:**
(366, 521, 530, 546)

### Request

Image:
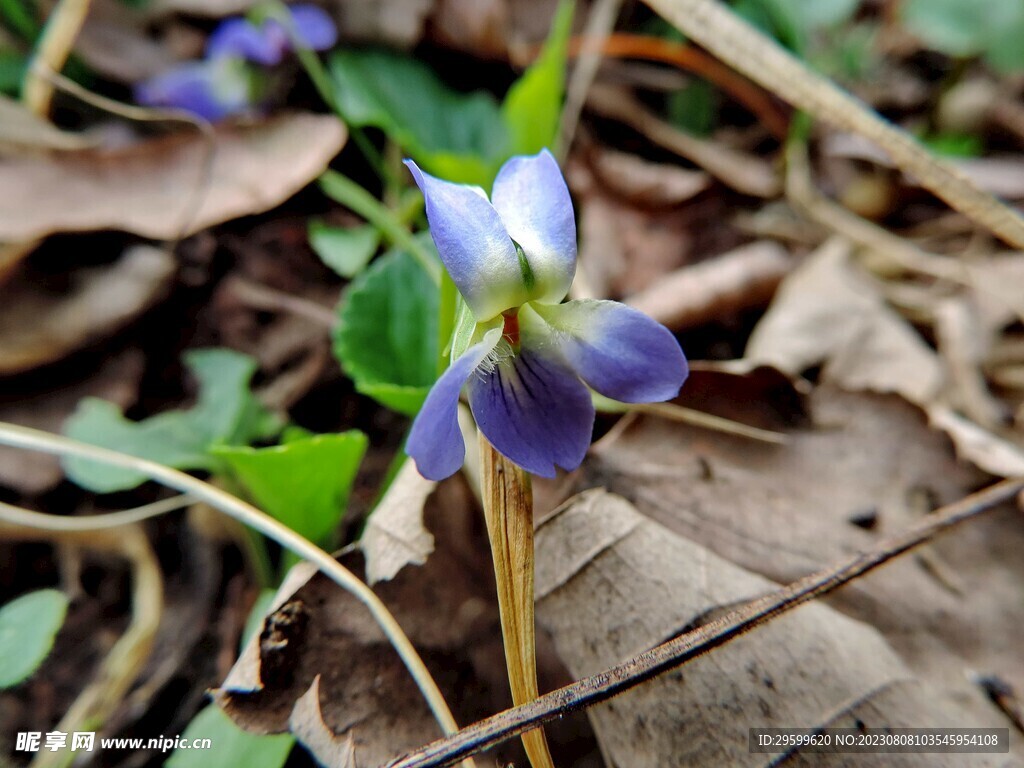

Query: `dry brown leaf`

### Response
(431, 0, 576, 57)
(582, 385, 1024, 704)
(215, 479, 498, 767)
(360, 460, 437, 585)
(0, 350, 144, 494)
(430, 0, 510, 57)
(587, 84, 782, 198)
(586, 146, 711, 207)
(965, 253, 1024, 332)
(574, 194, 691, 298)
(145, 0, 259, 16)
(289, 678, 356, 768)
(626, 240, 792, 330)
(745, 237, 943, 406)
(0, 113, 346, 241)
(0, 240, 40, 286)
(536, 490, 1019, 766)
(77, 12, 178, 83)
(934, 297, 1006, 429)
(0, 95, 94, 152)
(328, 0, 434, 47)
(927, 406, 1024, 478)
(740, 238, 1024, 478)
(0, 245, 174, 375)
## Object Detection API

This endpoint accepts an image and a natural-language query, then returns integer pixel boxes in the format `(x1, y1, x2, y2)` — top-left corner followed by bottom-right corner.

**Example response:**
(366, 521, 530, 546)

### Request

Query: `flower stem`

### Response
(478, 435, 554, 768)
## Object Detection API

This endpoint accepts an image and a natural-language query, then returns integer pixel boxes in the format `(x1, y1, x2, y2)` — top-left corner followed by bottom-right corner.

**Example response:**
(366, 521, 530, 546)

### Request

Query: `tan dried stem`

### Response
(478, 436, 554, 768)
(23, 0, 93, 117)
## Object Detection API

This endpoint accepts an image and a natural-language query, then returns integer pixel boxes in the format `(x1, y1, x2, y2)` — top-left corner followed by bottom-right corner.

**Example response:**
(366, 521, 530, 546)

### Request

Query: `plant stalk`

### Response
(478, 435, 554, 768)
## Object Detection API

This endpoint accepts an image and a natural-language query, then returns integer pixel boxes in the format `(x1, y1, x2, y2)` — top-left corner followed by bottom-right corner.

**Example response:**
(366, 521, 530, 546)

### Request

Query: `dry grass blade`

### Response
(388, 476, 1024, 768)
(642, 0, 1024, 249)
(0, 421, 468, 756)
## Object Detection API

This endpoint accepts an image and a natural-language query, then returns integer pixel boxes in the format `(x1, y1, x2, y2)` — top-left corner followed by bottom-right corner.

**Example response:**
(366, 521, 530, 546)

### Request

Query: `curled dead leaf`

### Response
(0, 95, 95, 152)
(289, 678, 356, 768)
(361, 459, 437, 585)
(745, 237, 943, 406)
(0, 113, 346, 241)
(586, 146, 710, 207)
(0, 245, 174, 375)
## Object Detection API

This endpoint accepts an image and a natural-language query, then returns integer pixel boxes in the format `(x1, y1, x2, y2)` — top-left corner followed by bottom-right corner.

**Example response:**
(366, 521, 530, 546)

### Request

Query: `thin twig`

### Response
(389, 476, 1024, 767)
(0, 421, 468, 752)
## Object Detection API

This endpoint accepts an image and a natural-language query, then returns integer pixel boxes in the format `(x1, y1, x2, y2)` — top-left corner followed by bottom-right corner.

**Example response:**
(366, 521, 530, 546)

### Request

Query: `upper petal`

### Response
(524, 299, 688, 403)
(207, 19, 285, 65)
(468, 342, 594, 478)
(490, 149, 576, 305)
(279, 4, 338, 50)
(406, 329, 502, 481)
(405, 160, 528, 321)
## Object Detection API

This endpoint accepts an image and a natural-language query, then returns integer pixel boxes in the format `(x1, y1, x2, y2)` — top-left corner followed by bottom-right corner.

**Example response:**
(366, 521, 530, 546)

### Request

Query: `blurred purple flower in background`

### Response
(405, 150, 689, 480)
(134, 4, 337, 120)
(206, 5, 338, 65)
(134, 57, 252, 122)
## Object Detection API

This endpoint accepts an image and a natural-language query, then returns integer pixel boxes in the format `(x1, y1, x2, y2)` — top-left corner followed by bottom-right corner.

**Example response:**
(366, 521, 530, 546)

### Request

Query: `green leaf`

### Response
(166, 704, 293, 768)
(982, 5, 1024, 73)
(328, 48, 507, 185)
(64, 349, 282, 493)
(920, 131, 984, 158)
(501, 0, 575, 155)
(667, 79, 718, 136)
(732, 0, 860, 55)
(902, 0, 1024, 72)
(308, 220, 380, 278)
(787, 0, 859, 30)
(0, 50, 26, 95)
(213, 431, 368, 548)
(0, 589, 68, 689)
(902, 0, 987, 56)
(333, 243, 439, 416)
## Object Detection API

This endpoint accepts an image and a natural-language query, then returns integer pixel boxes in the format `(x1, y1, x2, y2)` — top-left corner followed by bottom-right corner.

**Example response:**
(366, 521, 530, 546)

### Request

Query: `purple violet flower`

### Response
(133, 56, 253, 122)
(206, 4, 338, 66)
(405, 149, 689, 480)
(135, 4, 337, 120)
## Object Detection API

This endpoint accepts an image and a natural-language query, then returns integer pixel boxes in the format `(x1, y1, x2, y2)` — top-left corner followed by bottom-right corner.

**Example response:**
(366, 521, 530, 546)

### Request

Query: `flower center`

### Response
(501, 310, 520, 349)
